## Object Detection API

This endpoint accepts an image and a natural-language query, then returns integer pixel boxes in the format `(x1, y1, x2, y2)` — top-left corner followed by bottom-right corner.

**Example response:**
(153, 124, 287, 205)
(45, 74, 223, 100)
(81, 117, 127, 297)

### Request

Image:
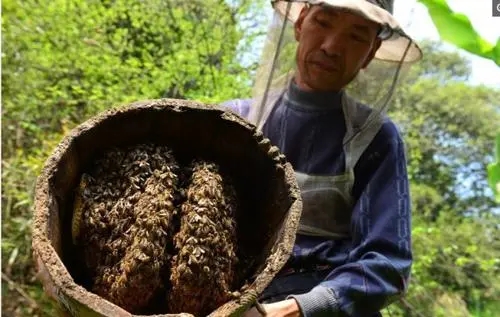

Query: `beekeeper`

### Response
(222, 1, 422, 316)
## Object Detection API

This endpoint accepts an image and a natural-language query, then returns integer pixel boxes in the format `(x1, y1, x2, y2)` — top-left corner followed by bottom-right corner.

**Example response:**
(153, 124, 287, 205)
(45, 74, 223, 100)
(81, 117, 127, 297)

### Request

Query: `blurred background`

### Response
(2, 0, 499, 316)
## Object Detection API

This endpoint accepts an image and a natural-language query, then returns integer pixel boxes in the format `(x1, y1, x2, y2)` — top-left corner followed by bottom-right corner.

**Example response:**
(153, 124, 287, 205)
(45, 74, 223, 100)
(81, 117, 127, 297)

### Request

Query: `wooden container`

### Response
(32, 98, 302, 317)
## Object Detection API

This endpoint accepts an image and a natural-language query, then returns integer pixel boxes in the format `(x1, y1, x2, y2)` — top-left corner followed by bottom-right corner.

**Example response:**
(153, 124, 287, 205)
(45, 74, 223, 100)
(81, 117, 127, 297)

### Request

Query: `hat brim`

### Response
(272, 0, 423, 63)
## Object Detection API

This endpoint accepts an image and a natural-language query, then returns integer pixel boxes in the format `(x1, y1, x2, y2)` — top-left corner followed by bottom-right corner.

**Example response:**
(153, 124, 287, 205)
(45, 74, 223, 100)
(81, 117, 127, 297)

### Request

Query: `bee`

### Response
(168, 159, 240, 315)
(75, 143, 182, 313)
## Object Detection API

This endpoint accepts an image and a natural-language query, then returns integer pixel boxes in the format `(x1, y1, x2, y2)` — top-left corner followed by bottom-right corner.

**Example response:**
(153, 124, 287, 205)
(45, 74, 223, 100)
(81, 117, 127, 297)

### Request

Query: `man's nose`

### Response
(320, 31, 347, 57)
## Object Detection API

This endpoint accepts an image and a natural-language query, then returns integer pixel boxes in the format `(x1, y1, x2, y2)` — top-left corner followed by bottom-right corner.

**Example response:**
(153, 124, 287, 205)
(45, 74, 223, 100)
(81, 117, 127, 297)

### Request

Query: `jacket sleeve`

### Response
(219, 98, 251, 119)
(289, 134, 413, 317)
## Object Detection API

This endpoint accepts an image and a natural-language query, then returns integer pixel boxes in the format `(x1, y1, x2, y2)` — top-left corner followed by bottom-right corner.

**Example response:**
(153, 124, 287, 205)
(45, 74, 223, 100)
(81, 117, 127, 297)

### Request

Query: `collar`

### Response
(283, 79, 343, 112)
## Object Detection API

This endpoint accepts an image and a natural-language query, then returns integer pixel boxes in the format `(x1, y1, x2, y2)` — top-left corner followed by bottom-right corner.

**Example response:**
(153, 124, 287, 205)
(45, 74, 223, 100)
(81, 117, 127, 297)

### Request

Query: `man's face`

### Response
(294, 5, 382, 92)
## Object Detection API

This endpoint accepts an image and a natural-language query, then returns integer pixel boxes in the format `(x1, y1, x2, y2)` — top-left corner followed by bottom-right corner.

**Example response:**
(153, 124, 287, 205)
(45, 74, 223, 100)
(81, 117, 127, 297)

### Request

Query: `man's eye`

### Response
(314, 17, 330, 28)
(351, 34, 368, 43)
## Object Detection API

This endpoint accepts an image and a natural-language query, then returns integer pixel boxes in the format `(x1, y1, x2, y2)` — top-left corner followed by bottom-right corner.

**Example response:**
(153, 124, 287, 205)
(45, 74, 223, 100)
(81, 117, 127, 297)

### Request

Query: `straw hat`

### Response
(272, 0, 423, 63)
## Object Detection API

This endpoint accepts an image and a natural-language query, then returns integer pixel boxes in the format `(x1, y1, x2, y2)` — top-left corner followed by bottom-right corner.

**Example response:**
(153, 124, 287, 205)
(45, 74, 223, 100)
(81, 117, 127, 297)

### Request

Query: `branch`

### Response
(1, 272, 42, 312)
(398, 298, 428, 317)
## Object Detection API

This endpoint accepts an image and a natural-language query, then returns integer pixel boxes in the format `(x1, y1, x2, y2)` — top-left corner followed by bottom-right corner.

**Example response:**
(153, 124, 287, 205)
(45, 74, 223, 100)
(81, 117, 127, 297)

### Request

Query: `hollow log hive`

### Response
(72, 143, 239, 315)
(32, 99, 303, 317)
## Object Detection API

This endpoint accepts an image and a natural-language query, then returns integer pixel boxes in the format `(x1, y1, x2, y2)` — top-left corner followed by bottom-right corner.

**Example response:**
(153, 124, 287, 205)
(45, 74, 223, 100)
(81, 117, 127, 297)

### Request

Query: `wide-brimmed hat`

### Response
(272, 0, 423, 63)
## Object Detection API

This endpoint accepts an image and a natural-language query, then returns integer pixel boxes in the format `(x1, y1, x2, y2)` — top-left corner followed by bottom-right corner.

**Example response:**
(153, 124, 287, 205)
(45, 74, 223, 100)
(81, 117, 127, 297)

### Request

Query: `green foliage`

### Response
(407, 212, 500, 315)
(2, 0, 259, 158)
(1, 129, 67, 316)
(486, 134, 500, 203)
(386, 40, 500, 317)
(1, 0, 264, 315)
(416, 0, 500, 203)
(391, 41, 500, 217)
(418, 0, 500, 66)
(470, 299, 500, 317)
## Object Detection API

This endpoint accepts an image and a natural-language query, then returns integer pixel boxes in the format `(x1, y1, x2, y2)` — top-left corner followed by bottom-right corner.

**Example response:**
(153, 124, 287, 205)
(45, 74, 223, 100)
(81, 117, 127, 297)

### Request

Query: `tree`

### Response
(390, 41, 500, 217)
(385, 41, 500, 317)
(1, 0, 266, 315)
(1, 0, 263, 157)
(417, 0, 500, 203)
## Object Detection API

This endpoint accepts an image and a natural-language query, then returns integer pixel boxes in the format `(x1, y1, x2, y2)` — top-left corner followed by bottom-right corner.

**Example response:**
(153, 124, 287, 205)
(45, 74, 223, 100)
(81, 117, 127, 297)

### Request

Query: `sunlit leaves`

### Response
(486, 134, 500, 203)
(1, 1, 265, 314)
(418, 0, 500, 66)
(2, 0, 262, 158)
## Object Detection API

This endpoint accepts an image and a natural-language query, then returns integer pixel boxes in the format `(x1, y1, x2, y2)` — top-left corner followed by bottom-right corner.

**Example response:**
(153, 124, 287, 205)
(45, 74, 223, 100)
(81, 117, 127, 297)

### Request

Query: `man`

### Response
(221, 1, 422, 316)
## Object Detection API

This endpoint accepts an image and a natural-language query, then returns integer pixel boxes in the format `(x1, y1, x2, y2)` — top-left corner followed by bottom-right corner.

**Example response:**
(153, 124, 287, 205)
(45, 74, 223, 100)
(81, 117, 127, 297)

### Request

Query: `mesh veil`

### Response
(247, 0, 421, 147)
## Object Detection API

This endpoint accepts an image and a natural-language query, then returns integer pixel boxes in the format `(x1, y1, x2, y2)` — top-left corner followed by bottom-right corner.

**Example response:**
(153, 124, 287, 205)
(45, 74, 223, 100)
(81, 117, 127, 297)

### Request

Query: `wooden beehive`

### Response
(32, 98, 302, 317)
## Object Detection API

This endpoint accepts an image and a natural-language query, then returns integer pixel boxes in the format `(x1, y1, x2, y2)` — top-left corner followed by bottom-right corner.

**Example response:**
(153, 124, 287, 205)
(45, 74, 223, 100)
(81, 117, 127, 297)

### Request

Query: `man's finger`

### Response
(242, 306, 264, 317)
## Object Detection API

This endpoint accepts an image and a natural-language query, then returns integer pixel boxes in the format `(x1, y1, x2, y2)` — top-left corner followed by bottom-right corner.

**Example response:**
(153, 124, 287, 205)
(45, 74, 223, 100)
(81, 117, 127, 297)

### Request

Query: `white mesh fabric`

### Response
(248, 1, 416, 134)
(294, 171, 353, 239)
(246, 2, 420, 236)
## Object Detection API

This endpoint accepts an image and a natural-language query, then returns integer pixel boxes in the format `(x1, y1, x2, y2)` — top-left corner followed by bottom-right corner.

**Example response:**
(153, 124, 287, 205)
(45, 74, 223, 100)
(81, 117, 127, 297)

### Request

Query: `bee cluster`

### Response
(168, 160, 239, 316)
(72, 143, 240, 315)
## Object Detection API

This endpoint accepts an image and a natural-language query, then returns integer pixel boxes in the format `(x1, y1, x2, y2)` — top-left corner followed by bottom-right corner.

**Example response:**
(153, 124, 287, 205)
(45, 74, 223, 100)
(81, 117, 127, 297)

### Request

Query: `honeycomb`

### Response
(72, 144, 240, 315)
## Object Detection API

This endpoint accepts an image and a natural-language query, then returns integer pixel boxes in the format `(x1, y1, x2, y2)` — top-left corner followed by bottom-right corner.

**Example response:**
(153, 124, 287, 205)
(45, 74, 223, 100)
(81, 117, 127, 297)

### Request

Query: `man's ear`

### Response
(361, 38, 382, 69)
(294, 6, 310, 41)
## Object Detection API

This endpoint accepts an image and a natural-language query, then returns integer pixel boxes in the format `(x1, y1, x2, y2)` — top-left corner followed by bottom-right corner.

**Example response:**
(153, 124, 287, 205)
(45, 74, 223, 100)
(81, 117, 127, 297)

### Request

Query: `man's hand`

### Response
(242, 298, 301, 317)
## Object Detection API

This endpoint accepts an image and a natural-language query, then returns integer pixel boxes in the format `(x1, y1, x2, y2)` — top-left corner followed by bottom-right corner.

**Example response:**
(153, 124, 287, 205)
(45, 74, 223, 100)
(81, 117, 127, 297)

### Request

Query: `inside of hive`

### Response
(46, 107, 292, 314)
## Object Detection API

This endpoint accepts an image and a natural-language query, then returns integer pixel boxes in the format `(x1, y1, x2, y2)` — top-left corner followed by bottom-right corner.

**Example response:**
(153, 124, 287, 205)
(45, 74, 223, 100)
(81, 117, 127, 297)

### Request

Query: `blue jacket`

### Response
(220, 85, 412, 317)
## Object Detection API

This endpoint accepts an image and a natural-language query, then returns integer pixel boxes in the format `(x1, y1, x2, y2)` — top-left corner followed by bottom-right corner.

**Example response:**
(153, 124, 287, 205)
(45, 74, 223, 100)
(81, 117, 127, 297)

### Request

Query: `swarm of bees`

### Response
(72, 143, 240, 315)
(168, 160, 239, 316)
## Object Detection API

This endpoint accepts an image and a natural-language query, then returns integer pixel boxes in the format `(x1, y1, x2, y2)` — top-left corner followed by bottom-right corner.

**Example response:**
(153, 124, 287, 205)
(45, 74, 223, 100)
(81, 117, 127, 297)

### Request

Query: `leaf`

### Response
(418, 0, 500, 66)
(487, 133, 500, 203)
(8, 248, 19, 268)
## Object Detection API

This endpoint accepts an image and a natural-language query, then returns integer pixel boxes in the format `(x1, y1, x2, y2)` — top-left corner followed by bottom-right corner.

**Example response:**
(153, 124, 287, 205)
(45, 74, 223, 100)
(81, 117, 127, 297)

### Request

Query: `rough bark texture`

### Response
(32, 98, 303, 317)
